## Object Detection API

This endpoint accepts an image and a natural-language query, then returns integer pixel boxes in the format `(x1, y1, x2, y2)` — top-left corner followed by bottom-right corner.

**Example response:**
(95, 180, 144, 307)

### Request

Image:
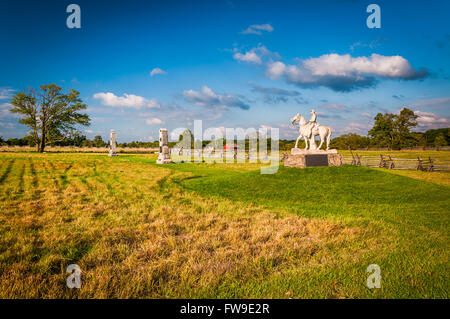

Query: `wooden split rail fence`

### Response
(343, 152, 450, 172)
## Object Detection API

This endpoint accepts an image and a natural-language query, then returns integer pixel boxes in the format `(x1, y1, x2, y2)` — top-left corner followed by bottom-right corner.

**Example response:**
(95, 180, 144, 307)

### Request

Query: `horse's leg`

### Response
(295, 135, 301, 148)
(318, 131, 324, 150)
(304, 136, 309, 150)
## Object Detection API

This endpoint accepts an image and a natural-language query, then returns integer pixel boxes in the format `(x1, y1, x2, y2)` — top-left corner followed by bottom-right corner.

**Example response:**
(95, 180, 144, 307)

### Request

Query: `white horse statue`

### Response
(290, 113, 332, 150)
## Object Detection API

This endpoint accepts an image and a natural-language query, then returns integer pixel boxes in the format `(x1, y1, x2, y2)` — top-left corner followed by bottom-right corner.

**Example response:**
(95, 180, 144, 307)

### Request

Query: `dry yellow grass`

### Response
(377, 169, 450, 186)
(0, 153, 382, 298)
(0, 146, 158, 154)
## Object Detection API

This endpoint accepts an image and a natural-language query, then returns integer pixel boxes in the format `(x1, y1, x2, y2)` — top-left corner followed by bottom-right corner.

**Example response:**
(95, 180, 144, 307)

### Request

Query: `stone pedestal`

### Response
(284, 148, 342, 168)
(156, 128, 172, 164)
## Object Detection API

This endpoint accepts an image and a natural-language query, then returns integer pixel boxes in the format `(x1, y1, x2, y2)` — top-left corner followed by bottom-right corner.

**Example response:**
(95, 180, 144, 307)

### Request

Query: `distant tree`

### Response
(368, 113, 396, 148)
(434, 135, 447, 150)
(73, 133, 87, 147)
(410, 132, 426, 148)
(0, 136, 5, 146)
(394, 108, 418, 148)
(9, 84, 90, 152)
(423, 128, 450, 146)
(81, 139, 93, 147)
(6, 137, 28, 146)
(368, 107, 418, 149)
(330, 133, 371, 150)
(93, 135, 106, 148)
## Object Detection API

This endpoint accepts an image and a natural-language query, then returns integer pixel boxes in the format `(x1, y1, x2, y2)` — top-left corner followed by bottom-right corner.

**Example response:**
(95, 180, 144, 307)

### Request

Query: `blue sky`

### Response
(1, 0, 449, 142)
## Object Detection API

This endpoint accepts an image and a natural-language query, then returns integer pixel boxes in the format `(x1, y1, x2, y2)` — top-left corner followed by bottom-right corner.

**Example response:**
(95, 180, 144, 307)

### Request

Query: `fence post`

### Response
(379, 154, 385, 168)
(428, 157, 434, 172)
(388, 155, 395, 169)
(416, 157, 423, 171)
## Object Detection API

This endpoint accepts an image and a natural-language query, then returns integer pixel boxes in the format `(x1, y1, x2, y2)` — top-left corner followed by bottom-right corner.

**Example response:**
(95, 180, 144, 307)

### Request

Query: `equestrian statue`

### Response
(290, 110, 332, 151)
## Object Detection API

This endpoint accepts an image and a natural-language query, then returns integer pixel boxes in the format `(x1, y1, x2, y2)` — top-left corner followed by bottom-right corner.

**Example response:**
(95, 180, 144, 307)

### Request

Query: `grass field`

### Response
(0, 152, 449, 298)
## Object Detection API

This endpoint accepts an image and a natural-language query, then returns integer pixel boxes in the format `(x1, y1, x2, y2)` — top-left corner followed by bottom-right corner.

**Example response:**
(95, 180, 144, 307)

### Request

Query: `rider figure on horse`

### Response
(306, 109, 319, 137)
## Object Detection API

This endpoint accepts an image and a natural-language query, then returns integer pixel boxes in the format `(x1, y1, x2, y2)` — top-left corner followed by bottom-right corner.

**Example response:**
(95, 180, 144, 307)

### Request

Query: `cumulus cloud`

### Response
(265, 53, 428, 92)
(150, 68, 167, 77)
(241, 24, 273, 35)
(183, 86, 250, 110)
(233, 51, 262, 64)
(233, 45, 278, 64)
(93, 92, 160, 109)
(145, 117, 163, 125)
(414, 111, 450, 130)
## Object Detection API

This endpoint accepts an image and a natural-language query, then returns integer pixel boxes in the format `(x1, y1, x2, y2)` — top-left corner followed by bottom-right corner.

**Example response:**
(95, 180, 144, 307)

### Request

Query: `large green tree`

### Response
(9, 84, 90, 152)
(368, 107, 418, 149)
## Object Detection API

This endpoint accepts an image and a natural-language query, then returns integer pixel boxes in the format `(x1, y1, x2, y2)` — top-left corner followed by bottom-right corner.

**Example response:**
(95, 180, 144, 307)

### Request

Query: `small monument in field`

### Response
(156, 128, 172, 164)
(285, 110, 343, 168)
(108, 129, 118, 157)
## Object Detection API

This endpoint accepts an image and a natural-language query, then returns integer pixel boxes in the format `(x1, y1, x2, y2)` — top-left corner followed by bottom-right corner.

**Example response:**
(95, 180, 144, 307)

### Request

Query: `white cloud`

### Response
(150, 68, 167, 77)
(241, 24, 274, 35)
(233, 45, 278, 64)
(145, 117, 163, 125)
(93, 92, 160, 109)
(183, 86, 250, 110)
(414, 111, 450, 130)
(265, 53, 427, 92)
(0, 88, 14, 100)
(233, 51, 262, 64)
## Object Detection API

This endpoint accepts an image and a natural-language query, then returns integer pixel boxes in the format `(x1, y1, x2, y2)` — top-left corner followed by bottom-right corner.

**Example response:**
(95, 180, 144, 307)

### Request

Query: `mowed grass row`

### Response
(0, 152, 448, 298)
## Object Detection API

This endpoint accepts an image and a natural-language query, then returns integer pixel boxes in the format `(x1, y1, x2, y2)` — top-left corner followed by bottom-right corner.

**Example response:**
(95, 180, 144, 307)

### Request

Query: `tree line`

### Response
(329, 108, 448, 150)
(4, 84, 449, 151)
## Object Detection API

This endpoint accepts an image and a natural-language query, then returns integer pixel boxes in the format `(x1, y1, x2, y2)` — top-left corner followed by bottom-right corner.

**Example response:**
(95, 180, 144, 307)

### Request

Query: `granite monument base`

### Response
(284, 148, 343, 168)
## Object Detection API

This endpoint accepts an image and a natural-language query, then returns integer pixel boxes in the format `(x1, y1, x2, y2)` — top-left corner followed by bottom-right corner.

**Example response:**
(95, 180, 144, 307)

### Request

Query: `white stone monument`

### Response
(156, 128, 172, 164)
(108, 129, 118, 157)
(286, 111, 342, 167)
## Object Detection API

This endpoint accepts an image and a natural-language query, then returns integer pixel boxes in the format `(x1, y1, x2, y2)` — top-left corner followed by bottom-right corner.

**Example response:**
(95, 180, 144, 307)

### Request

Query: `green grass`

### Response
(0, 152, 448, 298)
